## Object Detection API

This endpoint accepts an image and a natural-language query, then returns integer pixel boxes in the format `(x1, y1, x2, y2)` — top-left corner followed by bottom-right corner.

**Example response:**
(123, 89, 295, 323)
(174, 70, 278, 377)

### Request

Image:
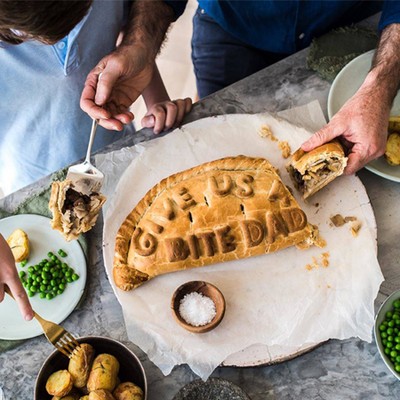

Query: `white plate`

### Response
(0, 214, 87, 340)
(327, 49, 400, 182)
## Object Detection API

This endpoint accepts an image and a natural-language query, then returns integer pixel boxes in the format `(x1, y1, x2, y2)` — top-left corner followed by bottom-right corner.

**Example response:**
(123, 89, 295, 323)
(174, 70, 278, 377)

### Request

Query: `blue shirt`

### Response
(165, 0, 400, 54)
(0, 0, 135, 195)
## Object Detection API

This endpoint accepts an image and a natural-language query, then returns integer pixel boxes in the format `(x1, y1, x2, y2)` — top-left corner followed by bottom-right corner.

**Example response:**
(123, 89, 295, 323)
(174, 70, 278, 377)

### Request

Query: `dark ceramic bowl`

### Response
(34, 335, 147, 399)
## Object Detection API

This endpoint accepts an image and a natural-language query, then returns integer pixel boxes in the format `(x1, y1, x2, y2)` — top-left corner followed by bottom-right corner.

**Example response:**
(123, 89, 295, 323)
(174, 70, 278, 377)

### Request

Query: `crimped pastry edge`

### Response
(113, 155, 316, 291)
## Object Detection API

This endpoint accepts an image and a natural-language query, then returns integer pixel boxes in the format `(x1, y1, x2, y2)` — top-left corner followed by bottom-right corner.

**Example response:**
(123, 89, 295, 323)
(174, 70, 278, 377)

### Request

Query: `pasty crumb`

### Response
(259, 124, 278, 141)
(350, 221, 362, 237)
(259, 125, 292, 159)
(330, 214, 362, 236)
(305, 251, 330, 270)
(279, 141, 292, 159)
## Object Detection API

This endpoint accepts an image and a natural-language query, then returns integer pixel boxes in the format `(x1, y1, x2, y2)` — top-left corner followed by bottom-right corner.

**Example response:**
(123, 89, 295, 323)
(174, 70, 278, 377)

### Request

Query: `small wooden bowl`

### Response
(171, 281, 226, 333)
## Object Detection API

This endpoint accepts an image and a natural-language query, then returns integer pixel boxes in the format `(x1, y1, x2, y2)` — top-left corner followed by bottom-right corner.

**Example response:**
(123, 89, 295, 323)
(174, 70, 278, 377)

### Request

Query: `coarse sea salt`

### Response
(179, 291, 217, 327)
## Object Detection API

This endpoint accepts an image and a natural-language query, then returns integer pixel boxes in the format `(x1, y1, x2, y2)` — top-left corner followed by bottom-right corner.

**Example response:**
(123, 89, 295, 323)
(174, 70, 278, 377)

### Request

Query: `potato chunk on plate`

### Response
(6, 228, 30, 262)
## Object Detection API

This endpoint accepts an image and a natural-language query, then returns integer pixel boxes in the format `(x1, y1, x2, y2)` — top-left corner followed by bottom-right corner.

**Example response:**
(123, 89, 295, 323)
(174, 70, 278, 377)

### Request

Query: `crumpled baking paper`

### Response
(96, 101, 383, 380)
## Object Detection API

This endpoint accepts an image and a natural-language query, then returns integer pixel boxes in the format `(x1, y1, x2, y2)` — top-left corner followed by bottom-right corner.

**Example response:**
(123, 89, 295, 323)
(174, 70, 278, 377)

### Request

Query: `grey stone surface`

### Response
(1, 13, 400, 400)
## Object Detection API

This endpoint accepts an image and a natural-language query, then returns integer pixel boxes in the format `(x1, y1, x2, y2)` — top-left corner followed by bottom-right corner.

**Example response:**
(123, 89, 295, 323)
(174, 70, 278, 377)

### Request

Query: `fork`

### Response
(66, 118, 104, 195)
(5, 286, 80, 358)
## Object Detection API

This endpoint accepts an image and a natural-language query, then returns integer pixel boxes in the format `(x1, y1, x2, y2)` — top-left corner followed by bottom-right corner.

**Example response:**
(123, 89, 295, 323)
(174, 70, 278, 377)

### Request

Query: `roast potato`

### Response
(88, 389, 116, 400)
(87, 354, 120, 392)
(52, 392, 80, 400)
(6, 228, 30, 262)
(46, 370, 74, 397)
(385, 132, 400, 165)
(389, 116, 400, 133)
(113, 382, 144, 400)
(79, 396, 89, 400)
(68, 343, 95, 388)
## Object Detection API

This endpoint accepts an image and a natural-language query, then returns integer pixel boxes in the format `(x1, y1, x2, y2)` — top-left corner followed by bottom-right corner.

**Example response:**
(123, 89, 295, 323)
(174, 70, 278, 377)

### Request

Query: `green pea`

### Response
(27, 290, 34, 297)
(39, 292, 46, 299)
(58, 249, 67, 257)
(71, 273, 79, 281)
(19, 271, 26, 278)
(20, 260, 28, 267)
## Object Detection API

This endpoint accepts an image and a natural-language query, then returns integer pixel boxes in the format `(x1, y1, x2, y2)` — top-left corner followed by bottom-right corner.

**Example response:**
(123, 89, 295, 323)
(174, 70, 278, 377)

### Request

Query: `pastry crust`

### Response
(114, 155, 319, 291)
(49, 180, 106, 241)
(287, 141, 347, 199)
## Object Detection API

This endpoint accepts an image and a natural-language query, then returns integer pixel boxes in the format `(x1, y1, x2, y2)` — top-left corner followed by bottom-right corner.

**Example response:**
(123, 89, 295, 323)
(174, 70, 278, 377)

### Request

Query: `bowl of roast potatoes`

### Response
(34, 336, 147, 400)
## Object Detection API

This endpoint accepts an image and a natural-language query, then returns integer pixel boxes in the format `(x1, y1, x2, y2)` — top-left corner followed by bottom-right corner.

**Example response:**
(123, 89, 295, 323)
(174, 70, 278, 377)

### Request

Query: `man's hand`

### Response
(0, 234, 33, 321)
(302, 79, 390, 175)
(80, 0, 175, 131)
(80, 46, 154, 131)
(302, 23, 400, 174)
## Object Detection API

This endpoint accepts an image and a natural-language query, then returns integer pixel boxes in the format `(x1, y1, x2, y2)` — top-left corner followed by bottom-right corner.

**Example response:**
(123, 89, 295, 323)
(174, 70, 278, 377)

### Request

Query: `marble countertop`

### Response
(1, 17, 400, 400)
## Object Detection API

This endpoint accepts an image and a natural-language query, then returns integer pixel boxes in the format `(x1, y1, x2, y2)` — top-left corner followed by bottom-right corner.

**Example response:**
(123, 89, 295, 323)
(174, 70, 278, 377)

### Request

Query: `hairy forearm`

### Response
(120, 0, 175, 62)
(366, 23, 400, 107)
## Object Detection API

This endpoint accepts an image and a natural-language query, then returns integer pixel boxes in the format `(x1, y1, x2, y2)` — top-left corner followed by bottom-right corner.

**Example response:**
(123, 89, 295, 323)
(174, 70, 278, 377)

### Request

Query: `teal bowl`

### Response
(374, 289, 400, 380)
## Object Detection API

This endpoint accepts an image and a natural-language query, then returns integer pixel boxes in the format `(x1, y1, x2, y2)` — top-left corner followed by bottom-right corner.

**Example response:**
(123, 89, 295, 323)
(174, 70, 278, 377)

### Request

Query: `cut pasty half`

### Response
(287, 141, 347, 199)
(49, 179, 106, 241)
(114, 155, 321, 291)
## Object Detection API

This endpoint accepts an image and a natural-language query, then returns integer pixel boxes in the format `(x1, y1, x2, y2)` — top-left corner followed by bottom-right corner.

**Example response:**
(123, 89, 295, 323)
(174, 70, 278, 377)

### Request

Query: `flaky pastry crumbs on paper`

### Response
(330, 214, 362, 237)
(305, 251, 330, 271)
(259, 124, 292, 159)
(278, 141, 291, 158)
(259, 124, 278, 141)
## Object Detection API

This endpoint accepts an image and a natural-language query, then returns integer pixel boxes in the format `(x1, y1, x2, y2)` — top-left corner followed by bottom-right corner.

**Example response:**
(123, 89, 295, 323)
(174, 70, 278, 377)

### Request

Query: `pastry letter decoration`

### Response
(113, 156, 319, 291)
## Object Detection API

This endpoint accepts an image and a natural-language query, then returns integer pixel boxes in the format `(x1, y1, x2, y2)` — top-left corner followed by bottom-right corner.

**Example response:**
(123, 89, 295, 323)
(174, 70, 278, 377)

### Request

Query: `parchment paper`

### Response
(97, 101, 383, 380)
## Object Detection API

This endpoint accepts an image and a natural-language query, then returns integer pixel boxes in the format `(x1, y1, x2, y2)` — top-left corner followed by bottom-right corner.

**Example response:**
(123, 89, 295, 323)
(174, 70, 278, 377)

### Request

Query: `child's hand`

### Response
(141, 98, 192, 134)
(0, 234, 33, 321)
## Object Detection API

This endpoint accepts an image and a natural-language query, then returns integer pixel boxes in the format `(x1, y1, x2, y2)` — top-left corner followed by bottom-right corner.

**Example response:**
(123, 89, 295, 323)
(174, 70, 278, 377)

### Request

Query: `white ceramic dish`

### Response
(328, 50, 400, 182)
(0, 214, 87, 340)
(374, 289, 400, 381)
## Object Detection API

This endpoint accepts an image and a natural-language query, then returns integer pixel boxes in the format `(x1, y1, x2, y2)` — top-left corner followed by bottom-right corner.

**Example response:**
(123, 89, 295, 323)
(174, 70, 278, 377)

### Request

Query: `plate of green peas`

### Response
(374, 289, 400, 380)
(0, 214, 86, 340)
